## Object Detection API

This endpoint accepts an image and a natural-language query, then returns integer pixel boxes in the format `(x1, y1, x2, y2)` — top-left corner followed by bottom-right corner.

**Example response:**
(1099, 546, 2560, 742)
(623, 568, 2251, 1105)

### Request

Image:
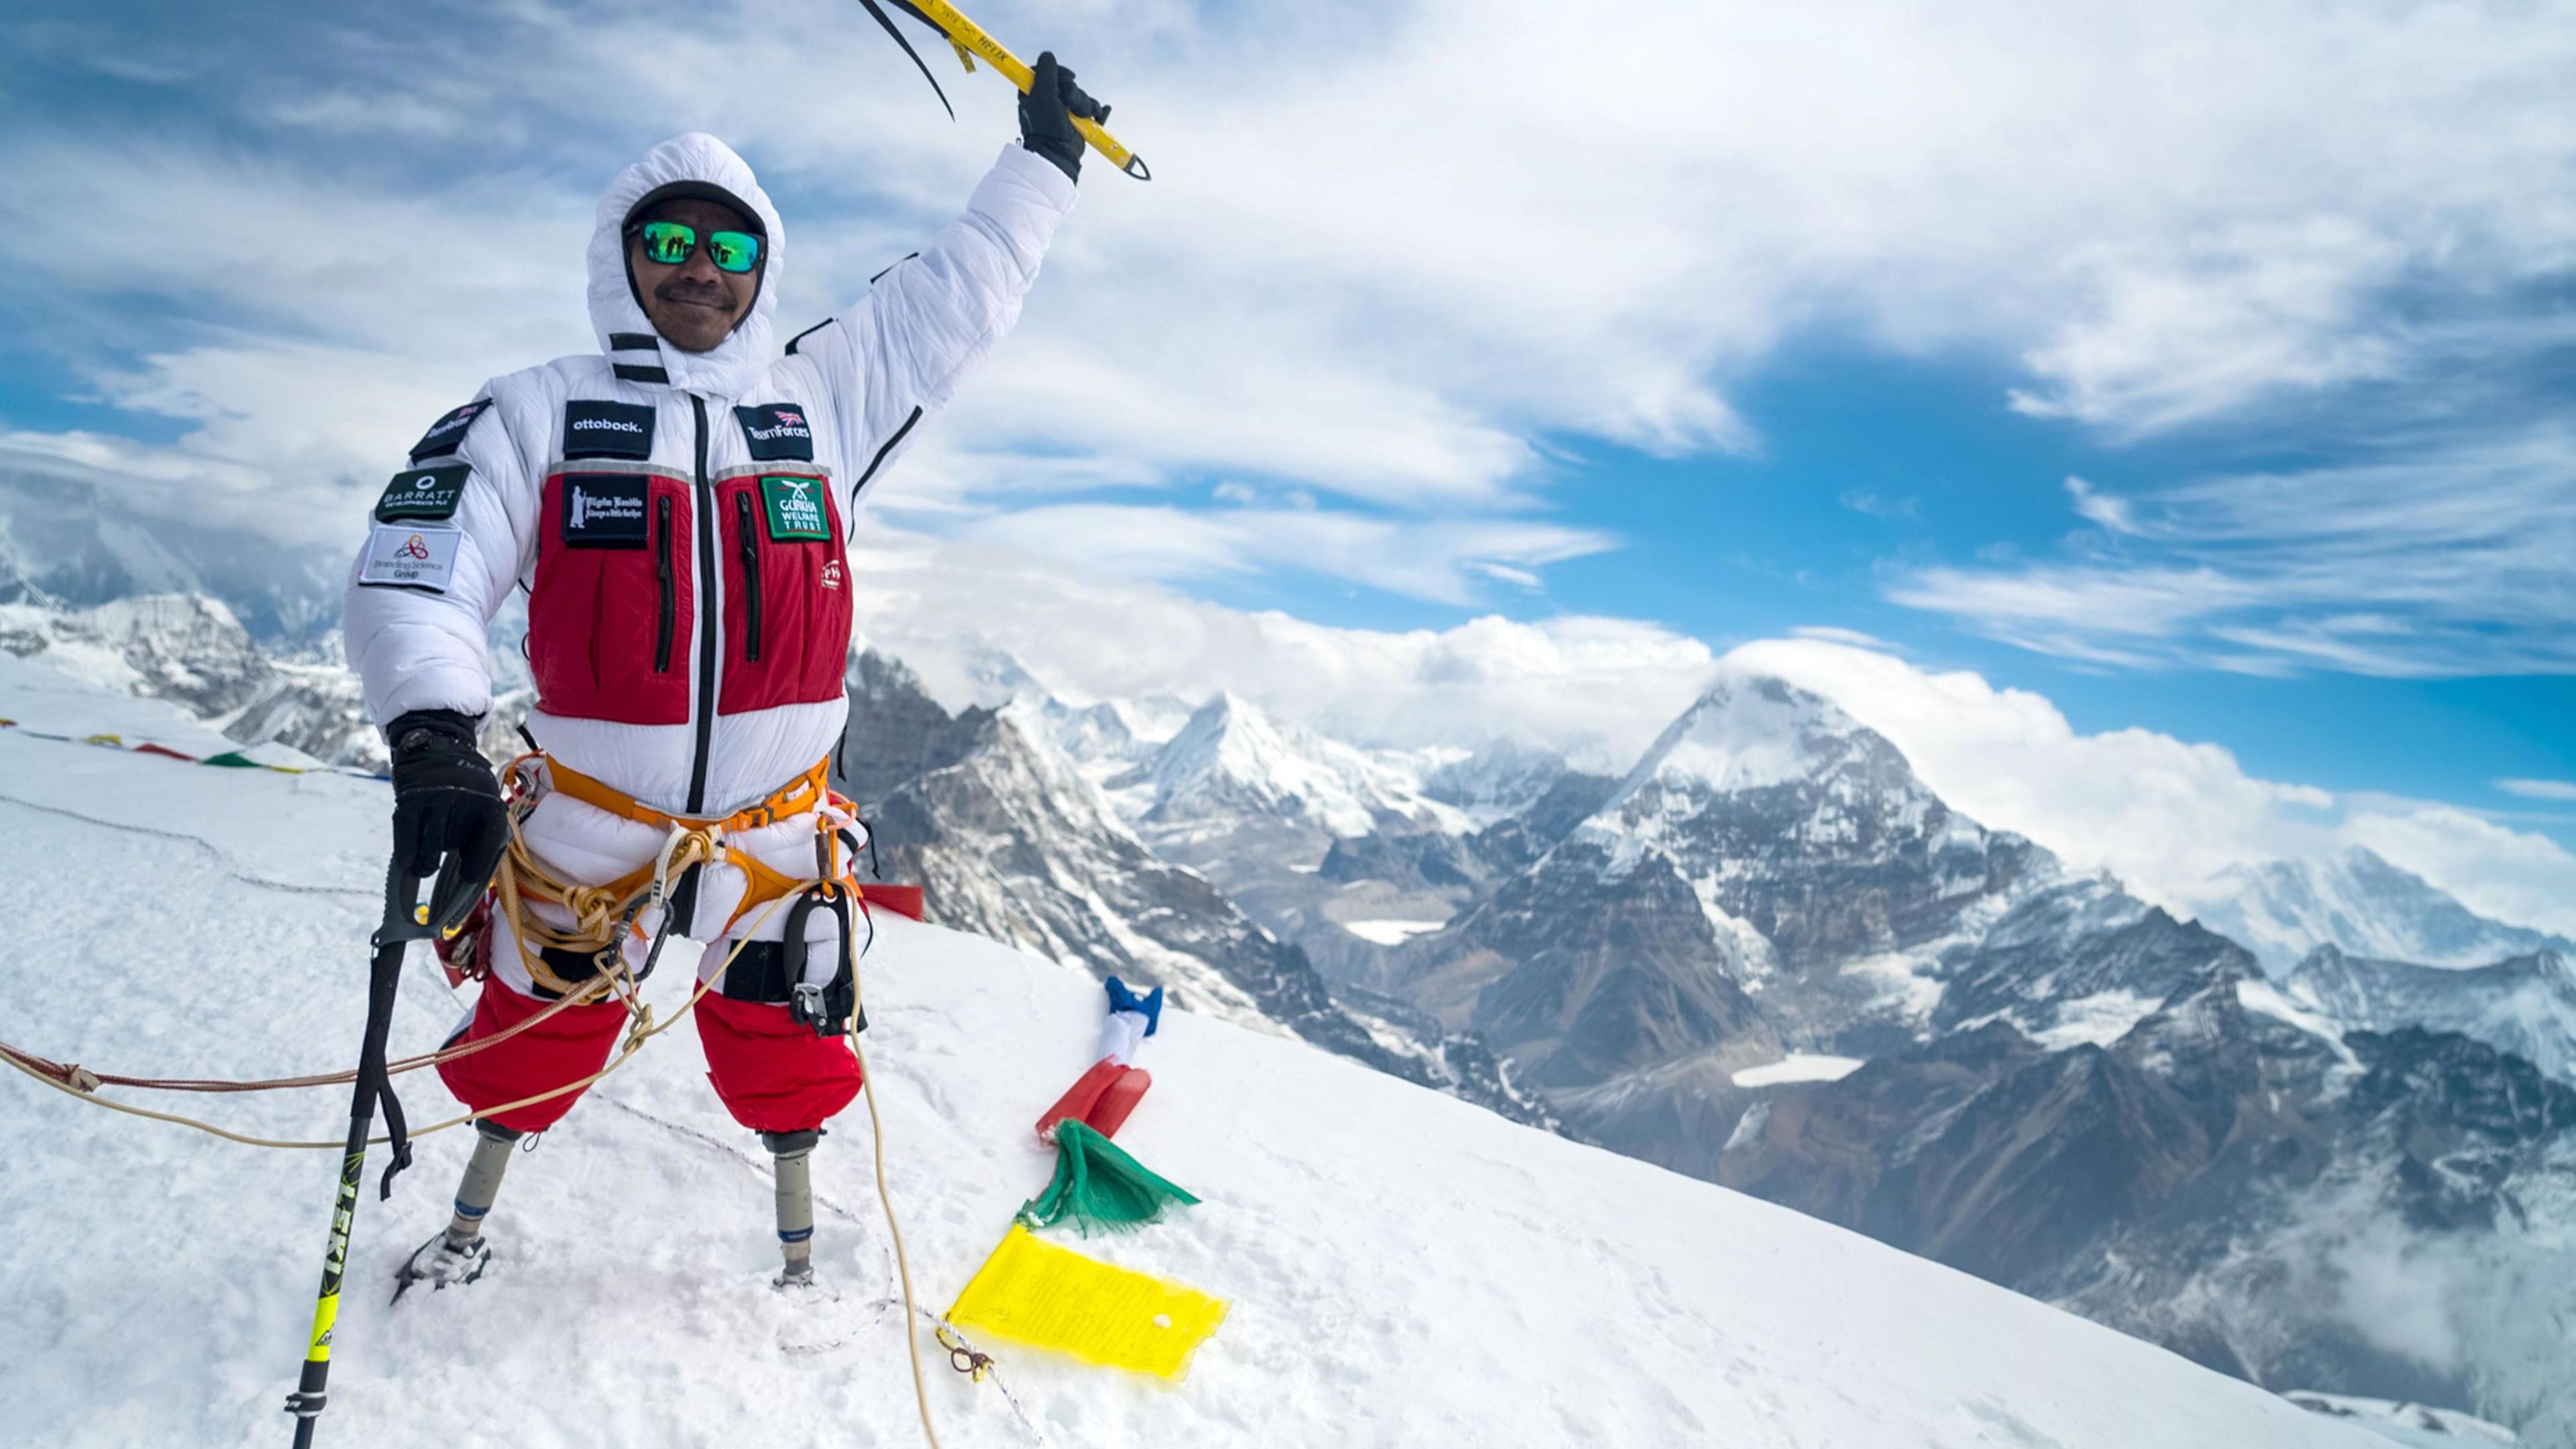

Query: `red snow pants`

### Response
(435, 771, 867, 1136)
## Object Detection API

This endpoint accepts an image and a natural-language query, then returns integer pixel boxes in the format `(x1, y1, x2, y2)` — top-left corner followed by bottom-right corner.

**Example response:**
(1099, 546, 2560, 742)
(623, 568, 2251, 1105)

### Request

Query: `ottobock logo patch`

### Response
(374, 464, 471, 522)
(759, 475, 830, 541)
(560, 475, 651, 549)
(357, 522, 462, 592)
(408, 399, 492, 462)
(735, 404, 815, 462)
(563, 400, 657, 460)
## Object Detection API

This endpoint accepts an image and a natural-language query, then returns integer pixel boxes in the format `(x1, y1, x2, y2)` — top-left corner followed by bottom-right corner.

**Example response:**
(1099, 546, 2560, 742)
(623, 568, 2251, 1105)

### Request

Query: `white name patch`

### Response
(358, 521, 462, 592)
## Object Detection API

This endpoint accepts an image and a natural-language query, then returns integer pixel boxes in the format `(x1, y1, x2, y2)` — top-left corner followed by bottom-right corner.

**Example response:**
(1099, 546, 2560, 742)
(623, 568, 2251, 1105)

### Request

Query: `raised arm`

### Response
(791, 53, 1101, 505)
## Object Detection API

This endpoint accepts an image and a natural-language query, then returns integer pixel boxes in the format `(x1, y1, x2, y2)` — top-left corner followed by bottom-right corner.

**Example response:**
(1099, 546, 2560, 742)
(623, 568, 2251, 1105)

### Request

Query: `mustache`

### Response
(653, 278, 735, 308)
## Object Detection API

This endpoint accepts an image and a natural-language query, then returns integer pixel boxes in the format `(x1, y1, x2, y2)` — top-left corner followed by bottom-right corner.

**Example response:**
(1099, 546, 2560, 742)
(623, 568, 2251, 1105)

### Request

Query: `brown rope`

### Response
(0, 971, 622, 1095)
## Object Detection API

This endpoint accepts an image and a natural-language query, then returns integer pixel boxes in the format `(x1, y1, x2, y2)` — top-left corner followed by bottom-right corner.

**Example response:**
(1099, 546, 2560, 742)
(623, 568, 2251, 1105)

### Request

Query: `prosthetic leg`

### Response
(763, 1128, 820, 1287)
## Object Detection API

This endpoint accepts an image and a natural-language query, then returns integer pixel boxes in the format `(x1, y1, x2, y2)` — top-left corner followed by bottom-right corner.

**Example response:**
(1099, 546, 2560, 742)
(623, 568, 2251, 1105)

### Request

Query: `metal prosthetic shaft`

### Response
(762, 1128, 821, 1285)
(443, 1120, 523, 1250)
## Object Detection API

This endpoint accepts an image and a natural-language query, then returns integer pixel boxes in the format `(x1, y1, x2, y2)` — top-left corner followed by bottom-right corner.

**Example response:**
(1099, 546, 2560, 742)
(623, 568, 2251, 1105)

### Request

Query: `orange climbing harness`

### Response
(486, 755, 860, 998)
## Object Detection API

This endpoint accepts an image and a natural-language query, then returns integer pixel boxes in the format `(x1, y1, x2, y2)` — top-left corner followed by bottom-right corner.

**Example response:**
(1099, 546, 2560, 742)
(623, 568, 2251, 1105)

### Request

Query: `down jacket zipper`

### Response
(735, 490, 763, 663)
(687, 396, 718, 814)
(654, 495, 676, 673)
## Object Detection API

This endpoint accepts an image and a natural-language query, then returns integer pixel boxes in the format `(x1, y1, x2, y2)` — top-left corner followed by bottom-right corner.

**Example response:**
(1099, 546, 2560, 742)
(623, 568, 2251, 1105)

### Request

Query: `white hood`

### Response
(585, 132, 787, 398)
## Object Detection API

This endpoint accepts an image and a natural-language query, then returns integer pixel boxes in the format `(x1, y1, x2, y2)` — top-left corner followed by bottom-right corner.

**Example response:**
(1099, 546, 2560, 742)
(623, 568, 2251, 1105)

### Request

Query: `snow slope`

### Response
(0, 685, 2380, 1448)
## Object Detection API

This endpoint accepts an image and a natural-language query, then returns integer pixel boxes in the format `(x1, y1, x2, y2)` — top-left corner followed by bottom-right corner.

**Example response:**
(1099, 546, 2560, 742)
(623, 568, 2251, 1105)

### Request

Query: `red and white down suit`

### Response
(345, 133, 1073, 1135)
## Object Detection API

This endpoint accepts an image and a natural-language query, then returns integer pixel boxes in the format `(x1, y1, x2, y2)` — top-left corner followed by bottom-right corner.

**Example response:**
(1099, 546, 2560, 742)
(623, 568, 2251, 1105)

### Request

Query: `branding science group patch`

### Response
(358, 523, 461, 592)
(736, 404, 814, 462)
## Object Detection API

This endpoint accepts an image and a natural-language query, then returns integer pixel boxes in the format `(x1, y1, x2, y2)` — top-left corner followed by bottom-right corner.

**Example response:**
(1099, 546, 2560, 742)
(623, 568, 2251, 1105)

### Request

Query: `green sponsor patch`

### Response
(760, 475, 830, 541)
(375, 464, 471, 521)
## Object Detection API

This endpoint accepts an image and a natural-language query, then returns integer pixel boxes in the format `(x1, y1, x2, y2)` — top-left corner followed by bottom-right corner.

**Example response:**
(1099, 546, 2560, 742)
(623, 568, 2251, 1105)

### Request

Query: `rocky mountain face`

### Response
(1721, 972, 2576, 1429)
(838, 651, 1555, 1128)
(2190, 847, 2576, 974)
(0, 594, 381, 767)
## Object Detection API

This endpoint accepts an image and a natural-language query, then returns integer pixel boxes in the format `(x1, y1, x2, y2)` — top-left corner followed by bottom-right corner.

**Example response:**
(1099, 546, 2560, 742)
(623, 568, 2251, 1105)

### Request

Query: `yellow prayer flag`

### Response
(945, 1225, 1227, 1380)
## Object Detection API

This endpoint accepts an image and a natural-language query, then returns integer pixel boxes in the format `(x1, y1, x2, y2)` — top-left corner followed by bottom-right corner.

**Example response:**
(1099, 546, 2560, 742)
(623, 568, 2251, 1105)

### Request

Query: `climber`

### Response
(343, 56, 1108, 1293)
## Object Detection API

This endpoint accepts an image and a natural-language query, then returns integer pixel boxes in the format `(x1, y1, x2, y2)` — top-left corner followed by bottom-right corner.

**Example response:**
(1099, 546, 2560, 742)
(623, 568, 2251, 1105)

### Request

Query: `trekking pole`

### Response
(865, 0, 1152, 179)
(284, 863, 435, 1447)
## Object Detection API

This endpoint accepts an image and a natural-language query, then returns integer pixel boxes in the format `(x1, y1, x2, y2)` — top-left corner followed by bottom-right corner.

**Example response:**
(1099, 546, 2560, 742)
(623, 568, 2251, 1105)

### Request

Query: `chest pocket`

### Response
(529, 468, 694, 726)
(716, 468, 851, 715)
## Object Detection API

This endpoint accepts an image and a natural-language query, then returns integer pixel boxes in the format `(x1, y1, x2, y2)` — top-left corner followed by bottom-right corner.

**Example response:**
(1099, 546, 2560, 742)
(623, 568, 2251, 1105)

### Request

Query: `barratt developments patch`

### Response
(375, 464, 471, 522)
(356, 522, 462, 592)
(759, 475, 830, 541)
(735, 404, 815, 462)
(561, 474, 651, 548)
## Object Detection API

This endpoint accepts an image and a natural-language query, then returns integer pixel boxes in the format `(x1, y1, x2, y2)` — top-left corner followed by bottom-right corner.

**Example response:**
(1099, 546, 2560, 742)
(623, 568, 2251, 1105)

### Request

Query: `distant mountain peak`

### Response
(1614, 673, 1920, 806)
(1113, 688, 1458, 839)
(2188, 845, 2576, 974)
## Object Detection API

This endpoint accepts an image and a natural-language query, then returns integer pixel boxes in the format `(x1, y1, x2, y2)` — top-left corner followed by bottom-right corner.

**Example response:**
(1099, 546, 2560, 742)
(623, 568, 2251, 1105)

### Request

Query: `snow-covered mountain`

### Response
(2191, 848, 2576, 975)
(1, 661, 2398, 1448)
(2286, 945, 2576, 1082)
(1107, 690, 1466, 843)
(1, 593, 384, 767)
(0, 470, 345, 640)
(15, 590, 2573, 1443)
(839, 651, 1552, 1127)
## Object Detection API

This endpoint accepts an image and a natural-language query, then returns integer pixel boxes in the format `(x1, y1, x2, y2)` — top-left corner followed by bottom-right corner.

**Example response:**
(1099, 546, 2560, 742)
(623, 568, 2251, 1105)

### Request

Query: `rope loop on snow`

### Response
(936, 1324, 995, 1381)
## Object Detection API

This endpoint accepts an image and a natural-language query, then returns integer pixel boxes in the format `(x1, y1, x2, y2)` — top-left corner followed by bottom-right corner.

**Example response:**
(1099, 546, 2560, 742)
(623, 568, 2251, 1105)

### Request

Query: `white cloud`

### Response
(1889, 427, 2576, 676)
(846, 521, 1715, 769)
(8, 0, 2576, 598)
(2498, 779, 2576, 803)
(2063, 476, 2141, 536)
(951, 502, 1613, 606)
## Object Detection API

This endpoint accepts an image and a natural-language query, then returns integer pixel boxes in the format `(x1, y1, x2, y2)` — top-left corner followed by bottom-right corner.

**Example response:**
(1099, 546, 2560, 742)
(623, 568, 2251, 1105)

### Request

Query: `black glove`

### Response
(386, 708, 508, 935)
(1018, 51, 1108, 182)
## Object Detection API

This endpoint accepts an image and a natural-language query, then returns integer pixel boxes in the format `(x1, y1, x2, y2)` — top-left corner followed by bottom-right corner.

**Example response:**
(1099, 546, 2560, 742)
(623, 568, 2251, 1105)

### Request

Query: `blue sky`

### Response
(2, 0, 2571, 918)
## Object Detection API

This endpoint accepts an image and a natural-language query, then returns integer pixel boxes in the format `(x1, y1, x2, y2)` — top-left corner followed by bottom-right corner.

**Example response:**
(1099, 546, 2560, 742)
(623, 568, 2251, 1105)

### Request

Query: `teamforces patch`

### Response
(759, 475, 830, 541)
(374, 464, 470, 522)
(409, 399, 492, 462)
(563, 400, 657, 460)
(357, 523, 461, 592)
(735, 404, 814, 462)
(560, 475, 651, 548)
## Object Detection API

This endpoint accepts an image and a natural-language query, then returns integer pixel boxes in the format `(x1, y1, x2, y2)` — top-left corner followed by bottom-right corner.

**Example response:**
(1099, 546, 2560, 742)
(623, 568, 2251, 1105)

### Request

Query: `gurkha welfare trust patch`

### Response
(563, 400, 657, 460)
(735, 404, 815, 462)
(408, 398, 492, 462)
(375, 464, 471, 522)
(759, 475, 830, 541)
(561, 475, 651, 548)
(357, 522, 462, 592)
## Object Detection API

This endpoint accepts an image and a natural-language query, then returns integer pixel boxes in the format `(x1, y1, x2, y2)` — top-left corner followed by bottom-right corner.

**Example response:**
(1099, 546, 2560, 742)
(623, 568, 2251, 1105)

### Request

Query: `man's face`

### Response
(627, 198, 762, 354)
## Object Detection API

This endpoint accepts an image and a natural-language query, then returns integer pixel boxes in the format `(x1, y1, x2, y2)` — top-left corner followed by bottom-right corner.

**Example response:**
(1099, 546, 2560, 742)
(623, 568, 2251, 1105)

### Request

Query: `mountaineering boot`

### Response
(393, 1120, 521, 1302)
(763, 1128, 821, 1289)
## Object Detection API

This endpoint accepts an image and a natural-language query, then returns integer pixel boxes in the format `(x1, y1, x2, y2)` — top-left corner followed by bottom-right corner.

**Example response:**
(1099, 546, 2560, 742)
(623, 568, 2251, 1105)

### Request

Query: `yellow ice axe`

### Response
(860, 0, 1151, 180)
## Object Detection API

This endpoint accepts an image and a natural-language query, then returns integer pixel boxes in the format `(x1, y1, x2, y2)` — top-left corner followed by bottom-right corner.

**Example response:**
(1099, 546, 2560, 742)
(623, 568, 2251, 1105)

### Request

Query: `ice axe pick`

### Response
(853, 0, 1151, 180)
